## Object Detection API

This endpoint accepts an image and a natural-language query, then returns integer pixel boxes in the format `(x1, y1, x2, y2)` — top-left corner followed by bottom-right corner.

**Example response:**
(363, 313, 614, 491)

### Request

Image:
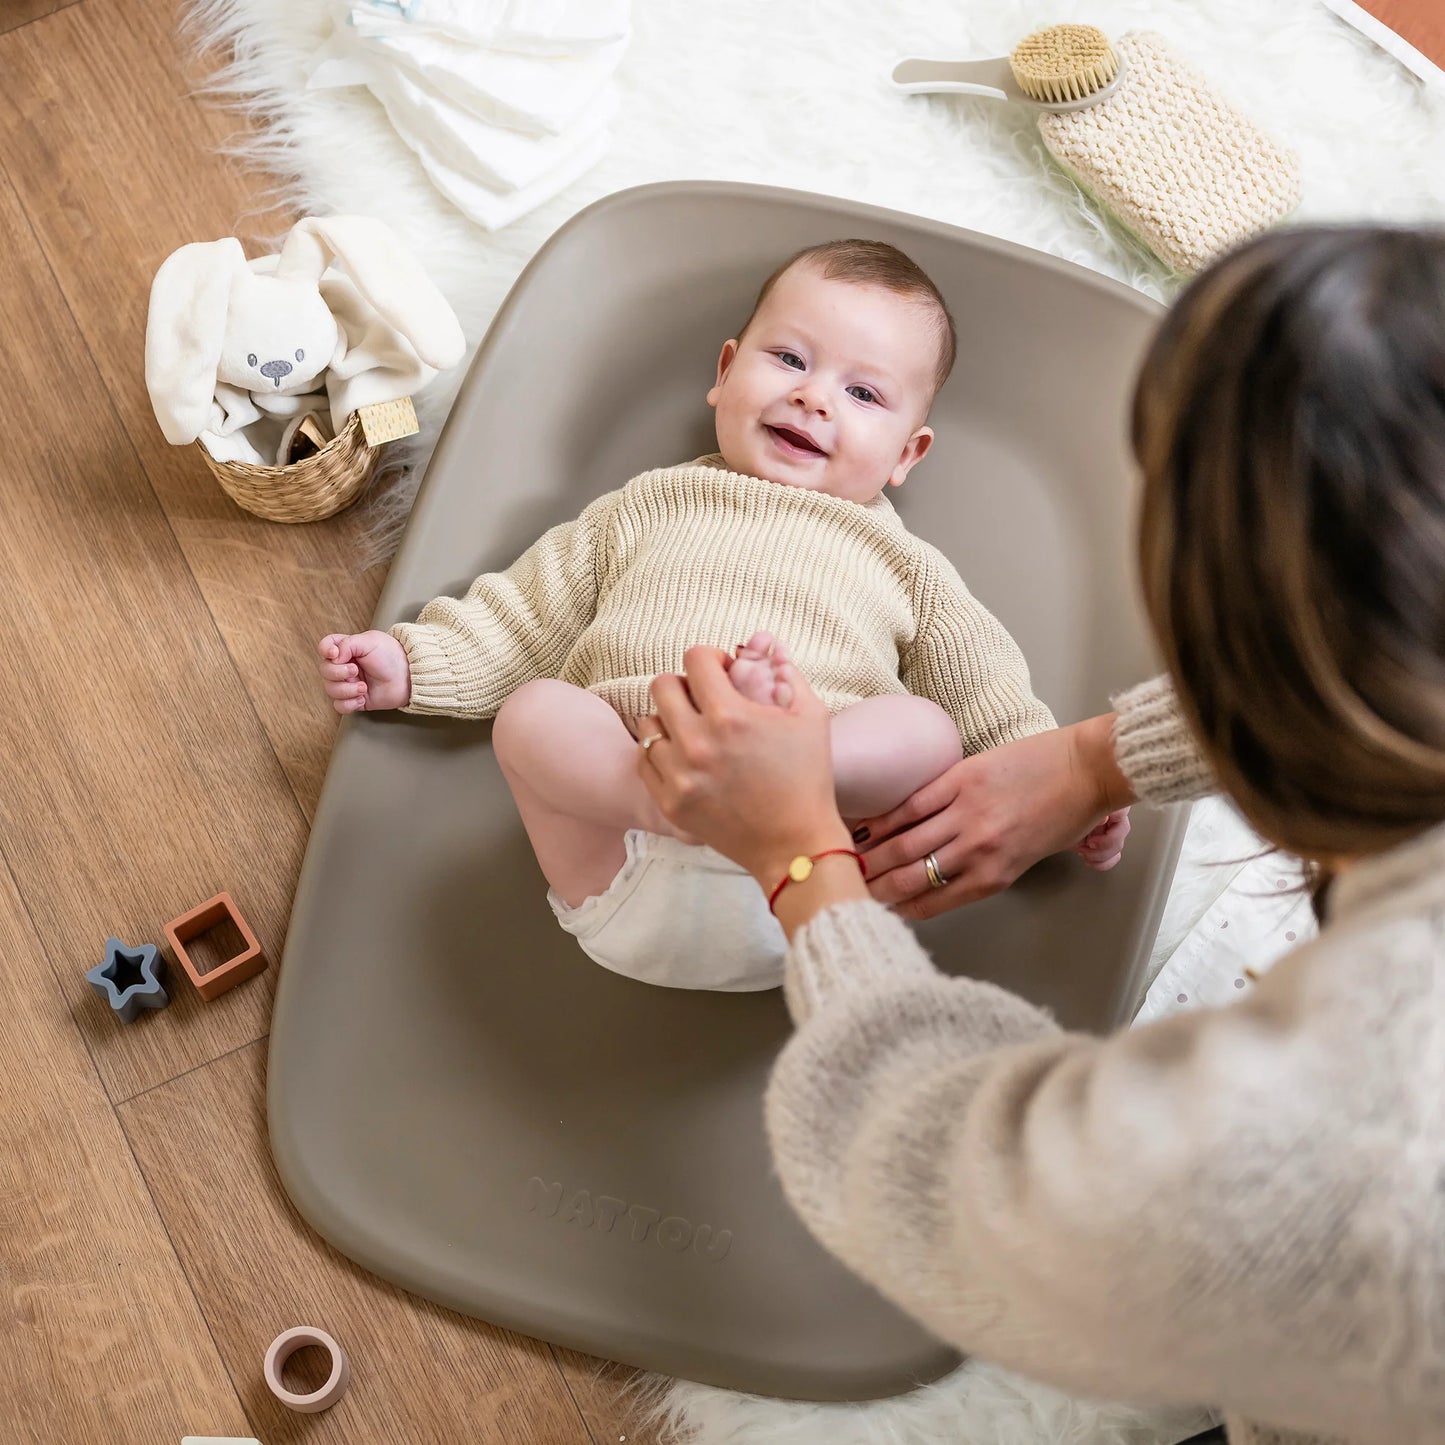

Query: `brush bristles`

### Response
(1009, 24, 1119, 104)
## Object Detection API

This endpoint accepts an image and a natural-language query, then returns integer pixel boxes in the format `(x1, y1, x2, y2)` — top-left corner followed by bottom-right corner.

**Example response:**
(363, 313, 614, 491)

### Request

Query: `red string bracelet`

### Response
(767, 848, 868, 914)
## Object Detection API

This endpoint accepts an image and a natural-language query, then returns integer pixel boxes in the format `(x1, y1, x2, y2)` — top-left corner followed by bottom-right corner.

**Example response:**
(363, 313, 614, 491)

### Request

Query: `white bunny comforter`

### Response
(144, 214, 465, 465)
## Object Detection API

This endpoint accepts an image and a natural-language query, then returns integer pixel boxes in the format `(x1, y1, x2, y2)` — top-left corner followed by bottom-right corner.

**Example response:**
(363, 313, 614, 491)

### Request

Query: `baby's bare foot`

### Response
(729, 631, 794, 707)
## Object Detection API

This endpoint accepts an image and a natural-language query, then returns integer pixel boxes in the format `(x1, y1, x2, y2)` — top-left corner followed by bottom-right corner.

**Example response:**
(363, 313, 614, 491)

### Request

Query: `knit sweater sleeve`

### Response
(389, 491, 614, 718)
(1111, 673, 1215, 805)
(900, 545, 1055, 751)
(766, 900, 1341, 1424)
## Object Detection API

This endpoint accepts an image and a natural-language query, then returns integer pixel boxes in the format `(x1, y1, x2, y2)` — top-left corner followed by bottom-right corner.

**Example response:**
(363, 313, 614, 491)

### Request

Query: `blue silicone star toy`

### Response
(87, 937, 169, 1023)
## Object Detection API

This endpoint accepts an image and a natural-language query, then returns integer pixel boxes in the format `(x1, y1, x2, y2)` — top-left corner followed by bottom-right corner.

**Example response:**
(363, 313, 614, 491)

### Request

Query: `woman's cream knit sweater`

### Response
(390, 459, 1054, 750)
(768, 676, 1445, 1445)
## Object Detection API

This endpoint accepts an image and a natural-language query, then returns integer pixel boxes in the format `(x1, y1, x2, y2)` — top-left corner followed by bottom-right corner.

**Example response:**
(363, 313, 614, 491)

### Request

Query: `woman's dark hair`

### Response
(1133, 224, 1445, 862)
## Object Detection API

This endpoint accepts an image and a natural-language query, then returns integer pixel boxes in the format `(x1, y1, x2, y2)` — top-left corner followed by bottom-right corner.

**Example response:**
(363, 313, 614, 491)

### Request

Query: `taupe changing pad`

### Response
(269, 181, 1184, 1401)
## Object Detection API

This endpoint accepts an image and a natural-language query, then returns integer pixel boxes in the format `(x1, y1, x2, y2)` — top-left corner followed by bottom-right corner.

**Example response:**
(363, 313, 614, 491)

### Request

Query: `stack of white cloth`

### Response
(308, 0, 631, 231)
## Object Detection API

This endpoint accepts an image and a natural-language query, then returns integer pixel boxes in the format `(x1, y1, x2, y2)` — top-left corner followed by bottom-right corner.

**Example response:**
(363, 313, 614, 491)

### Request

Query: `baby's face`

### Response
(707, 264, 938, 504)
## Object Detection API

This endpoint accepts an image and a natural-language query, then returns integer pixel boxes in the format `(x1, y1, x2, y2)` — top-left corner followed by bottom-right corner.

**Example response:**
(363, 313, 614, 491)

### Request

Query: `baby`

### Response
(318, 240, 1119, 990)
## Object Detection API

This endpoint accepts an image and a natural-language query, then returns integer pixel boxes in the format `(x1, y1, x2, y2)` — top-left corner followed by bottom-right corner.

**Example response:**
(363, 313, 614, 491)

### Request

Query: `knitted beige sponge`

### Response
(1037, 31, 1301, 276)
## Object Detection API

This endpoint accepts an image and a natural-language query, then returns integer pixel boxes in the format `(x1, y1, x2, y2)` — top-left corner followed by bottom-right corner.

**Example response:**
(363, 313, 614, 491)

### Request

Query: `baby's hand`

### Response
(1074, 807, 1131, 872)
(317, 630, 411, 714)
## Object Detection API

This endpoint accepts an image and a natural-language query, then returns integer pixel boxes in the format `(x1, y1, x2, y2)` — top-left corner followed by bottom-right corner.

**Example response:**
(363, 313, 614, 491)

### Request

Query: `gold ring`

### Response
(639, 732, 660, 753)
(924, 852, 948, 889)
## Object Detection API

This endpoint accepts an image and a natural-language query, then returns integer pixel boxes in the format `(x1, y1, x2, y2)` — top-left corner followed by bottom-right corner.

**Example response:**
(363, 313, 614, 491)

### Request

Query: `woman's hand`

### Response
(638, 646, 854, 888)
(857, 714, 1136, 921)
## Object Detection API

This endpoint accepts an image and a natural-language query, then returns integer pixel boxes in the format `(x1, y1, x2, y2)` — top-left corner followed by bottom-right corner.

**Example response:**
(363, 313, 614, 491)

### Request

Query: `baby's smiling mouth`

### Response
(766, 423, 827, 457)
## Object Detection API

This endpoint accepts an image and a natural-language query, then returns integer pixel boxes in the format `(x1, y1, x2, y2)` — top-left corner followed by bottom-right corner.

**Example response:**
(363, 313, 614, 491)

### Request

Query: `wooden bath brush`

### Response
(893, 23, 1126, 111)
(893, 24, 1302, 276)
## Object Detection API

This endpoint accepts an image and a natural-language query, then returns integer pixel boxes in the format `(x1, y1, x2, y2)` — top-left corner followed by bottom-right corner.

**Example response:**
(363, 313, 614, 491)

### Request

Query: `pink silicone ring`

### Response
(263, 1326, 351, 1413)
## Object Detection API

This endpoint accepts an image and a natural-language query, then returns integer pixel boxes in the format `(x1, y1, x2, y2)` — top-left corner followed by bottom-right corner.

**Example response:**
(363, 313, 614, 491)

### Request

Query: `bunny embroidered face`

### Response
(216, 271, 339, 397)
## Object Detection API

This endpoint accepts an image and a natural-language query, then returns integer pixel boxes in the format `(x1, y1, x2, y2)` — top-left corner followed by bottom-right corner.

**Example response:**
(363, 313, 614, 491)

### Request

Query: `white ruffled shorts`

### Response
(547, 829, 786, 992)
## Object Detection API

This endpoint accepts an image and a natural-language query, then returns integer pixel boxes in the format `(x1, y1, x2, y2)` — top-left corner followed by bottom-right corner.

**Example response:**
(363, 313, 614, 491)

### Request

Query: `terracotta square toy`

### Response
(164, 891, 267, 1001)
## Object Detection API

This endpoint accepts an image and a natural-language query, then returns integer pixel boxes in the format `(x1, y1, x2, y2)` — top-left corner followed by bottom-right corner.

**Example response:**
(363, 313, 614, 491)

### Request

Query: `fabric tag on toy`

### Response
(357, 396, 420, 446)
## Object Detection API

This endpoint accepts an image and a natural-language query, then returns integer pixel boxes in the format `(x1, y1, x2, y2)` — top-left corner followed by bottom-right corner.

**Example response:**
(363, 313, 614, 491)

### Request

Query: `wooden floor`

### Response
(0, 2, 659, 1440)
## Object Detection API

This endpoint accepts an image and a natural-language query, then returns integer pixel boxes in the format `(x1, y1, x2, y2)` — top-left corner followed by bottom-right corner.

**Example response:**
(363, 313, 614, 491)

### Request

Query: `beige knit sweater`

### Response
(768, 675, 1445, 1445)
(390, 459, 1054, 750)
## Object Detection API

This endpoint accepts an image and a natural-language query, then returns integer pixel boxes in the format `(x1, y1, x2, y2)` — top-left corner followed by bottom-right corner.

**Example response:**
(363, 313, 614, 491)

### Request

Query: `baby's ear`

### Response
(888, 425, 934, 488)
(706, 339, 739, 407)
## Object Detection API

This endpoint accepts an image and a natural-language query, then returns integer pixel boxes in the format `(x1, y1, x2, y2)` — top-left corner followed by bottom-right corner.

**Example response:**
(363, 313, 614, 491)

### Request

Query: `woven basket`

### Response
(197, 402, 408, 524)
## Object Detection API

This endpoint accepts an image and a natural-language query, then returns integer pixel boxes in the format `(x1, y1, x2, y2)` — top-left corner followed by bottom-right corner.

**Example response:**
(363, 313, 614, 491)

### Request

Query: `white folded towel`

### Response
(347, 0, 629, 55)
(413, 119, 613, 231)
(370, 63, 618, 193)
(312, 12, 626, 135)
(308, 3, 629, 231)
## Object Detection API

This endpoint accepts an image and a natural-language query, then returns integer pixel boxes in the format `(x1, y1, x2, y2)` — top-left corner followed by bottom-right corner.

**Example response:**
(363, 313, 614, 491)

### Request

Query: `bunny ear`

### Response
(275, 216, 465, 370)
(144, 238, 246, 445)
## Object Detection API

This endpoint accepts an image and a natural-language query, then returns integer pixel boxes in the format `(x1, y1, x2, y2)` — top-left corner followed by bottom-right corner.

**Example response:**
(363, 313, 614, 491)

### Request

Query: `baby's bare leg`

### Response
(492, 678, 675, 908)
(732, 633, 962, 817)
(830, 695, 963, 819)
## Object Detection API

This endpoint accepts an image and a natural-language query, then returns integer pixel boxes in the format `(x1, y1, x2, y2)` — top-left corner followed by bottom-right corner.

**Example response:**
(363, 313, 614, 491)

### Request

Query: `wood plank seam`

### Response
(0, 828, 136, 1109)
(115, 1104, 264, 1439)
(548, 1349, 606, 1445)
(0, 0, 86, 43)
(116, 1033, 266, 1108)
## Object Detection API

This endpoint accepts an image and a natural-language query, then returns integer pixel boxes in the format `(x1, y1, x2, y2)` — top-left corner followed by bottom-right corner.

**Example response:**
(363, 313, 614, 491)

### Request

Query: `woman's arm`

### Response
(861, 678, 1212, 919)
(763, 900, 1346, 1426)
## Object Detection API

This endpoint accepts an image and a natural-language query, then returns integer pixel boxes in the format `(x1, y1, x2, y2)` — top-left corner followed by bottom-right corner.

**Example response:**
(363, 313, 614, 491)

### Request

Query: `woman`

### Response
(635, 226, 1445, 1445)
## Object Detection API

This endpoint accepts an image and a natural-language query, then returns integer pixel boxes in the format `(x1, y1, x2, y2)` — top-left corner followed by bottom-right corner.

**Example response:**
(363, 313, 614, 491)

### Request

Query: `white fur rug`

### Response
(183, 1, 1443, 1441)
